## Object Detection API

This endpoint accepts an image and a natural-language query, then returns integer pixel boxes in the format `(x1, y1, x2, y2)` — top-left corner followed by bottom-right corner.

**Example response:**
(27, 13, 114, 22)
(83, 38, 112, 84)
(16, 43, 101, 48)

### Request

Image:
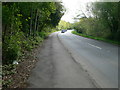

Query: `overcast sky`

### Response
(61, 0, 120, 23)
(61, 0, 96, 23)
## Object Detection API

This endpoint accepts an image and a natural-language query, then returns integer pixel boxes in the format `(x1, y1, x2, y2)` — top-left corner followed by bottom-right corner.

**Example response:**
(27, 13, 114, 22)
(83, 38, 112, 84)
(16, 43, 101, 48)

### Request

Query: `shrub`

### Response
(3, 35, 22, 65)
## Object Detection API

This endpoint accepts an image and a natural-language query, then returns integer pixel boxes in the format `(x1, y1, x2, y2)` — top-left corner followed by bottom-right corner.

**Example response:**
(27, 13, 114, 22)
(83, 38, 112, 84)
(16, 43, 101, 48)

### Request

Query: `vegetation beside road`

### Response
(57, 20, 71, 30)
(71, 2, 119, 45)
(2, 2, 64, 88)
(72, 31, 120, 45)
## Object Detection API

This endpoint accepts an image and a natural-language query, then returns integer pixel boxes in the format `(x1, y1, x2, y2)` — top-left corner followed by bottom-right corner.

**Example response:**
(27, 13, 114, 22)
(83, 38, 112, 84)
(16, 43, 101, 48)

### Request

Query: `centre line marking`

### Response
(88, 43, 102, 50)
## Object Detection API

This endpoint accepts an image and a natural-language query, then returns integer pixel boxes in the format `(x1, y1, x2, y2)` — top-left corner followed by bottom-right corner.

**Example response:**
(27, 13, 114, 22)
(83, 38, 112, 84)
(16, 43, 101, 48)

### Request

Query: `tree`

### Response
(2, 2, 64, 65)
(72, 2, 119, 41)
(92, 2, 119, 40)
(58, 20, 71, 30)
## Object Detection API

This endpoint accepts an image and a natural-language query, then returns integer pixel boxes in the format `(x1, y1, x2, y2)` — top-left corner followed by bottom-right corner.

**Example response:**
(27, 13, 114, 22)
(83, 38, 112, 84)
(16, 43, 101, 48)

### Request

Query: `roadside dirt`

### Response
(2, 41, 45, 88)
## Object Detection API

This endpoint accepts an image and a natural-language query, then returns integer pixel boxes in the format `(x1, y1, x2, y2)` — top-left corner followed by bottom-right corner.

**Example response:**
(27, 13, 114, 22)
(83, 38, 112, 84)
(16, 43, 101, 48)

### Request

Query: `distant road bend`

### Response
(27, 30, 118, 88)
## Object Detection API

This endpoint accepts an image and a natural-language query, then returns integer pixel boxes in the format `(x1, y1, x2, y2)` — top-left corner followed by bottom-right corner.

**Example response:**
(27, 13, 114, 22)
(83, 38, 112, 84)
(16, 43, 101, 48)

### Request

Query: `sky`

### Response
(61, 0, 120, 23)
(61, 0, 96, 23)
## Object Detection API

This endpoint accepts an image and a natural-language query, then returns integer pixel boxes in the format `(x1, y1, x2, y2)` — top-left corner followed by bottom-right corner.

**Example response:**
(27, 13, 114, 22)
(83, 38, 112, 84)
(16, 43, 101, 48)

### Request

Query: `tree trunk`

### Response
(34, 9, 38, 37)
(30, 5, 33, 36)
(36, 15, 39, 32)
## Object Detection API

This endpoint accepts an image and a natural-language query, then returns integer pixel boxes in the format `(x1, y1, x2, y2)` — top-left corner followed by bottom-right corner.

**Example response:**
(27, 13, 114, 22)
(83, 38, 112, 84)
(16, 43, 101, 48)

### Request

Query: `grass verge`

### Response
(72, 31, 120, 46)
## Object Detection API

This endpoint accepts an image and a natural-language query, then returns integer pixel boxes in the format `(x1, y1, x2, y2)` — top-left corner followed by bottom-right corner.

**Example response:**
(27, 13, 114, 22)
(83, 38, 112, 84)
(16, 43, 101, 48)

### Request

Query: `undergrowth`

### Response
(2, 28, 57, 88)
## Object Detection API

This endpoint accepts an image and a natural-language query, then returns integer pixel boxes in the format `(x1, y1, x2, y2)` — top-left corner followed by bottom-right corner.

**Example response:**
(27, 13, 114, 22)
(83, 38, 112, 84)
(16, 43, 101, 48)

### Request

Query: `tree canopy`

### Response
(2, 2, 64, 65)
(72, 2, 119, 41)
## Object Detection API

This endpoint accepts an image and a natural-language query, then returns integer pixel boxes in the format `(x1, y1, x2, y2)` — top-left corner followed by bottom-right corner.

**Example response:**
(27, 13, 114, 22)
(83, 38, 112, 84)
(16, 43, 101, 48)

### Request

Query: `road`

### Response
(27, 30, 118, 88)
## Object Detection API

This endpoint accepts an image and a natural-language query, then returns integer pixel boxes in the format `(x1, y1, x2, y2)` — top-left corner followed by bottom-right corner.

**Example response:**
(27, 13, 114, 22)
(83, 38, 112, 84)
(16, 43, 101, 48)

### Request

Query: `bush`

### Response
(22, 39, 33, 51)
(3, 35, 22, 65)
(38, 32, 46, 38)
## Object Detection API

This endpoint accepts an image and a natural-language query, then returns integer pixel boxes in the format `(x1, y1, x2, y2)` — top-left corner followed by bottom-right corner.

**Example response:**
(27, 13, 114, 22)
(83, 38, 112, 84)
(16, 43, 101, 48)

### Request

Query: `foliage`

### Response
(72, 2, 119, 43)
(72, 31, 120, 45)
(92, 2, 119, 40)
(2, 2, 64, 88)
(58, 20, 71, 30)
(2, 2, 64, 65)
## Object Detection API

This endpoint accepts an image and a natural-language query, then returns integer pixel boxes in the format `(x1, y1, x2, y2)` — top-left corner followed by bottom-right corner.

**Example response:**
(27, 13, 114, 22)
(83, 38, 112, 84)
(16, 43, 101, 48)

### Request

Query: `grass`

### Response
(72, 31, 120, 46)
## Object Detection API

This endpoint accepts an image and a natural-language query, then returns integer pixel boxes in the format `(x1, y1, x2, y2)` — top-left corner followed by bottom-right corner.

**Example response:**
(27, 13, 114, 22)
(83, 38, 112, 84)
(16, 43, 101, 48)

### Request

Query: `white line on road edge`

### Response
(88, 43, 102, 50)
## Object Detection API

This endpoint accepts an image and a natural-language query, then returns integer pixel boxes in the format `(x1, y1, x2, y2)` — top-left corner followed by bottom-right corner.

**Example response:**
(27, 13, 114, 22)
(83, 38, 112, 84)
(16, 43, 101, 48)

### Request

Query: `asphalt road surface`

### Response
(27, 30, 118, 88)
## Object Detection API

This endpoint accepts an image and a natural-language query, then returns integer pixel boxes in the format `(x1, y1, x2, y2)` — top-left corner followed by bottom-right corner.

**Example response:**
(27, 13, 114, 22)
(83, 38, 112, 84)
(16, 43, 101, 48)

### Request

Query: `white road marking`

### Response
(88, 43, 102, 50)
